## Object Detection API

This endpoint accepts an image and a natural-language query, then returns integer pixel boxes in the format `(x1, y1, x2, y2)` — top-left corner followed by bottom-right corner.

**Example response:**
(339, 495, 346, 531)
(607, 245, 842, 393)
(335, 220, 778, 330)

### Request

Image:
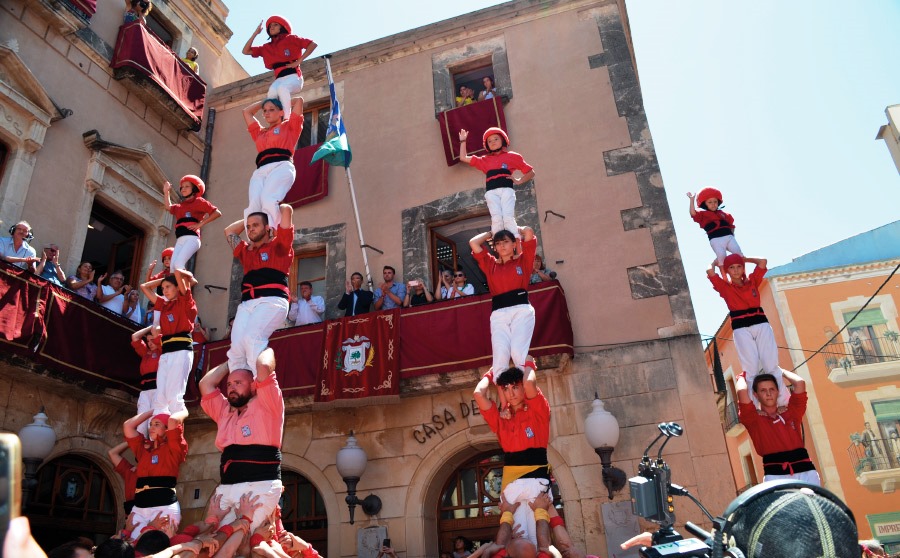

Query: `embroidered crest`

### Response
(283, 49, 290, 56)
(502, 163, 508, 169)
(516, 266, 523, 275)
(338, 335, 373, 376)
(273, 128, 281, 135)
(151, 455, 159, 464)
(525, 426, 534, 438)
(167, 314, 174, 322)
(241, 425, 251, 437)
(261, 252, 269, 262)
(185, 212, 192, 218)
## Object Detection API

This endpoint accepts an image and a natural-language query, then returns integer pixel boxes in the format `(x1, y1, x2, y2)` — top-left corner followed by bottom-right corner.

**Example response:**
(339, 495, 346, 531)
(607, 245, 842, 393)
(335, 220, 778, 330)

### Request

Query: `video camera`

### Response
(628, 422, 715, 558)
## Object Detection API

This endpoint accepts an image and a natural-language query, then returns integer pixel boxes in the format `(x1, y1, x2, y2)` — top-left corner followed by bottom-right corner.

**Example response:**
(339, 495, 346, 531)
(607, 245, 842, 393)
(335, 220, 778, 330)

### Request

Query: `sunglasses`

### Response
(454, 273, 465, 277)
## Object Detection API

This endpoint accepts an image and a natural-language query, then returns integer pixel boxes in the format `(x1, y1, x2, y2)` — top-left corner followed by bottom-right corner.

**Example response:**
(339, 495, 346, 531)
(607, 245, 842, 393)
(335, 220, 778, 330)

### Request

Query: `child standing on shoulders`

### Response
(459, 127, 535, 239)
(164, 175, 221, 271)
(242, 16, 317, 120)
(688, 187, 742, 273)
(707, 254, 790, 409)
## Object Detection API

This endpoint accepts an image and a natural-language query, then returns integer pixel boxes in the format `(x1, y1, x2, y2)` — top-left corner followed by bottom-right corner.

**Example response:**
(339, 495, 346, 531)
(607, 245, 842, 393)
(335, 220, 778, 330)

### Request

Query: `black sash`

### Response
(220, 444, 282, 485)
(762, 447, 815, 476)
(504, 448, 550, 480)
(134, 475, 177, 507)
(703, 218, 734, 239)
(730, 307, 768, 329)
(140, 371, 157, 391)
(485, 168, 515, 191)
(161, 332, 192, 354)
(241, 268, 290, 301)
(175, 216, 199, 238)
(492, 289, 529, 311)
(255, 148, 293, 168)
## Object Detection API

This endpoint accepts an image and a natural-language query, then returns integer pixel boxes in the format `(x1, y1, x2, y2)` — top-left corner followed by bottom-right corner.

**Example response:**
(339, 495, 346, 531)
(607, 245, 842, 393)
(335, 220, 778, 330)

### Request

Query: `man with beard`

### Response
(223, 203, 294, 378)
(199, 348, 283, 529)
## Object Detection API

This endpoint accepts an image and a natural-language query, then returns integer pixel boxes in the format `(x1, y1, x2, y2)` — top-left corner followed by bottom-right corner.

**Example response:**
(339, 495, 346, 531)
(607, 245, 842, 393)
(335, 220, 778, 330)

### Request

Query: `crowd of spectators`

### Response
(455, 75, 498, 107)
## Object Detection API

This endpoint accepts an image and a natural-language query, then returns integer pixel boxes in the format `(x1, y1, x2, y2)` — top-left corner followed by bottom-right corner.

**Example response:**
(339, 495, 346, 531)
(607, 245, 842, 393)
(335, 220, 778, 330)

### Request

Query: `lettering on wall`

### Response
(412, 400, 480, 443)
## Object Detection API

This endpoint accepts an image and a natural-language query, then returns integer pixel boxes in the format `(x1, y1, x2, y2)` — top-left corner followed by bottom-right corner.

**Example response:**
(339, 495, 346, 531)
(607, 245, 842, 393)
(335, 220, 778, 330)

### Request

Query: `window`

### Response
(298, 103, 331, 149)
(430, 215, 490, 295)
(451, 60, 496, 106)
(844, 308, 892, 365)
(874, 399, 900, 469)
(82, 200, 145, 286)
(290, 250, 326, 301)
(146, 12, 176, 47)
(431, 37, 511, 115)
(280, 470, 327, 556)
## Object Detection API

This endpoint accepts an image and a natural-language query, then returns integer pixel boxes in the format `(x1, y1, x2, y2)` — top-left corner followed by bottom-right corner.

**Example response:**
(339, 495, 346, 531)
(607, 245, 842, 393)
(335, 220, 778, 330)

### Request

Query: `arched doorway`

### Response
(436, 451, 562, 555)
(280, 469, 328, 556)
(27, 454, 117, 549)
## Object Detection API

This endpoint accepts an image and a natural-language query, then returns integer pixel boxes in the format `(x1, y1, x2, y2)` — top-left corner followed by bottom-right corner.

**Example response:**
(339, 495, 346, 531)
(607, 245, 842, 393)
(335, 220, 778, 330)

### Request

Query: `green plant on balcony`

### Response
(855, 456, 876, 474)
(885, 330, 899, 342)
(825, 356, 839, 370)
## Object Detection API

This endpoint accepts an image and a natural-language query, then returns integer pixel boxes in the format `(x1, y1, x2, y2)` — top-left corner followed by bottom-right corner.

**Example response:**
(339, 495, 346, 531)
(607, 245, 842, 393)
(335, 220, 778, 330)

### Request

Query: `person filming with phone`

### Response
(403, 278, 434, 307)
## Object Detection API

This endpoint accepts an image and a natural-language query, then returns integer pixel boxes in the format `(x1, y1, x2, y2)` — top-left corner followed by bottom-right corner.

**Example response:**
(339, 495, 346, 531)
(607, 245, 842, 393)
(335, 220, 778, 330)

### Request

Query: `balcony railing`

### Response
(822, 334, 900, 371)
(723, 400, 740, 431)
(848, 438, 900, 475)
(110, 22, 206, 131)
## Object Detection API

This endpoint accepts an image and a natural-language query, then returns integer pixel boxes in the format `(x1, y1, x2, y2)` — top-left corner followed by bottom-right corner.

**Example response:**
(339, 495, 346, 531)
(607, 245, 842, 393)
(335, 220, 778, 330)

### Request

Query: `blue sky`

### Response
(225, 1, 900, 342)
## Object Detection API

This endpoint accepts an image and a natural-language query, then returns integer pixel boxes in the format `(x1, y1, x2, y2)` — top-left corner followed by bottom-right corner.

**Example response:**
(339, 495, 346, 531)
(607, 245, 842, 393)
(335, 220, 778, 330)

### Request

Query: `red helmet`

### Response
(696, 187, 722, 209)
(482, 127, 509, 151)
(161, 247, 174, 260)
(266, 15, 292, 35)
(723, 253, 744, 269)
(180, 174, 205, 196)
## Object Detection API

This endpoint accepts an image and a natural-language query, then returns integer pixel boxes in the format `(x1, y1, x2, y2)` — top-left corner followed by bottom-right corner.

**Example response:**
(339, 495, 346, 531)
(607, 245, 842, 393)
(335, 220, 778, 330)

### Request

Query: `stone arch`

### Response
(402, 426, 581, 558)
(281, 451, 343, 554)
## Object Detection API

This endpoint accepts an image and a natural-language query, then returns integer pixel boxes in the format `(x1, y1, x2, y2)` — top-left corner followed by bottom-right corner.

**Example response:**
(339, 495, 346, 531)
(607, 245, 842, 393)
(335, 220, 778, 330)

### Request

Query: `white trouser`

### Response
(503, 478, 551, 547)
(227, 297, 289, 375)
(763, 469, 820, 486)
(137, 389, 155, 437)
(490, 304, 535, 375)
(485, 188, 519, 238)
(170, 235, 201, 271)
(246, 161, 296, 229)
(214, 479, 283, 530)
(152, 350, 192, 415)
(131, 501, 181, 535)
(709, 235, 743, 266)
(266, 74, 304, 119)
(734, 323, 791, 407)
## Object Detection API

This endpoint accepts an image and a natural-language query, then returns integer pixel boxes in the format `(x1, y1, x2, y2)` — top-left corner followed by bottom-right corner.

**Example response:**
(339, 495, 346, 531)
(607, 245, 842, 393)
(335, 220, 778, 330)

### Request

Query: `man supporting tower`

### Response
(199, 348, 284, 528)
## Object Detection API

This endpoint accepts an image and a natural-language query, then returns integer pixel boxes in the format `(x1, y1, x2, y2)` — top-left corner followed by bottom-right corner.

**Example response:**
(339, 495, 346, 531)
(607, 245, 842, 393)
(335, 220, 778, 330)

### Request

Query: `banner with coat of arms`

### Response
(315, 309, 400, 407)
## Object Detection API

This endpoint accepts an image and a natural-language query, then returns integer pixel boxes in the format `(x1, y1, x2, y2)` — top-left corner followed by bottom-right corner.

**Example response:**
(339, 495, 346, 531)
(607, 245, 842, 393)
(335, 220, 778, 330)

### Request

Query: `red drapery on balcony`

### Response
(438, 97, 507, 166)
(284, 144, 329, 208)
(110, 22, 206, 125)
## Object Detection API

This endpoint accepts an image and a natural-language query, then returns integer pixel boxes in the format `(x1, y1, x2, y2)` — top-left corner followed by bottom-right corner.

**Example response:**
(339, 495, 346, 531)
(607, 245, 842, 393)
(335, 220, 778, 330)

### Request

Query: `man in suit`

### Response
(338, 271, 373, 316)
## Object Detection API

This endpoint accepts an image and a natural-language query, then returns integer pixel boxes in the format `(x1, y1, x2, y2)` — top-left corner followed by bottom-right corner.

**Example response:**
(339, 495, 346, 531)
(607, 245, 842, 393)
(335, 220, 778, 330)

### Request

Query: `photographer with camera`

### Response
(403, 278, 434, 307)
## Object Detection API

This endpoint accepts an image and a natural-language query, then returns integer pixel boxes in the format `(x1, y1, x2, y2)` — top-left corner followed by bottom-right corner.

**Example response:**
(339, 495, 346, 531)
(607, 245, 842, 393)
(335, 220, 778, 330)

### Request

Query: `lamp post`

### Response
(18, 407, 56, 510)
(335, 431, 382, 524)
(584, 393, 626, 500)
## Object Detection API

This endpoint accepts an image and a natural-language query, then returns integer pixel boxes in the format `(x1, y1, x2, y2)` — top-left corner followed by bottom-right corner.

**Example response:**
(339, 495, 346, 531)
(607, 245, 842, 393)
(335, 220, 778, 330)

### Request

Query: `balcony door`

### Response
(81, 200, 145, 286)
(430, 215, 491, 295)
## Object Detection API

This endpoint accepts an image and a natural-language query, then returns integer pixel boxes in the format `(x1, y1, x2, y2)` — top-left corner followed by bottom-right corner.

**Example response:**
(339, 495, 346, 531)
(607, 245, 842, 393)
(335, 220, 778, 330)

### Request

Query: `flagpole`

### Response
(323, 55, 374, 289)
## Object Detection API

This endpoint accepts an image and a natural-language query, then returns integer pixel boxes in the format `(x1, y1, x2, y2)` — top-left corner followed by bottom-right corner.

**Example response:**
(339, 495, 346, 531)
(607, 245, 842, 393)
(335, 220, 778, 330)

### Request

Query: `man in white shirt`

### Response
(0, 221, 38, 271)
(287, 281, 325, 326)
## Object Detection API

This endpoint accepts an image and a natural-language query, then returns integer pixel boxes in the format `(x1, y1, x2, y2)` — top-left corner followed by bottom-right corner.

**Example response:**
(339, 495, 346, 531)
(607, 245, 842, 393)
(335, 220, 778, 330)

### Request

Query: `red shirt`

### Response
(168, 197, 218, 238)
(481, 388, 550, 453)
(200, 373, 285, 451)
(157, 289, 197, 336)
(468, 151, 533, 179)
(131, 338, 160, 378)
(692, 209, 734, 231)
(114, 458, 137, 501)
(235, 226, 294, 276)
(248, 112, 303, 155)
(708, 264, 766, 312)
(126, 425, 188, 479)
(739, 393, 807, 456)
(473, 237, 536, 295)
(249, 34, 313, 77)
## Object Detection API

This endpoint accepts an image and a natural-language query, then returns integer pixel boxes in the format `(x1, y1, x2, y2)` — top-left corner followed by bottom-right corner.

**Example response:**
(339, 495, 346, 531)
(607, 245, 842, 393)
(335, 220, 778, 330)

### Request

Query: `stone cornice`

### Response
(768, 260, 900, 289)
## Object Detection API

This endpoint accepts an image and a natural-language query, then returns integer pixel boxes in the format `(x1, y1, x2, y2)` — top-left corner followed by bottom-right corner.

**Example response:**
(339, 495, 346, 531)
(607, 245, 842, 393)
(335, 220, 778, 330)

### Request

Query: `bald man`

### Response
(199, 348, 284, 529)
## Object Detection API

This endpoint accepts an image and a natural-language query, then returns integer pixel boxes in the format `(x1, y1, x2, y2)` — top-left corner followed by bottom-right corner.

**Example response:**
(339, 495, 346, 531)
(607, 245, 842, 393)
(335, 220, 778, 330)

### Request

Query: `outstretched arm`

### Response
(124, 410, 153, 438)
(173, 268, 196, 295)
(458, 129, 472, 163)
(199, 362, 229, 396)
(519, 226, 534, 243)
(243, 100, 265, 128)
(242, 20, 263, 55)
(470, 231, 491, 254)
(686, 192, 697, 217)
(735, 373, 752, 405)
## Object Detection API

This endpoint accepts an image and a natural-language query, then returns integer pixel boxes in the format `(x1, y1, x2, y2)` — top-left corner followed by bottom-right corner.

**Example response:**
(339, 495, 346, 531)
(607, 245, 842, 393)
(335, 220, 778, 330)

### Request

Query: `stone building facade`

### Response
(0, 0, 735, 555)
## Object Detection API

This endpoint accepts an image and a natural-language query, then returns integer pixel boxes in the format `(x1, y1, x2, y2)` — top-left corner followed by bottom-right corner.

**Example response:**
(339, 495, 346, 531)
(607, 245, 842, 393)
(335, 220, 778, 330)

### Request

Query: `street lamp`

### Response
(584, 393, 626, 500)
(335, 431, 382, 525)
(18, 407, 56, 509)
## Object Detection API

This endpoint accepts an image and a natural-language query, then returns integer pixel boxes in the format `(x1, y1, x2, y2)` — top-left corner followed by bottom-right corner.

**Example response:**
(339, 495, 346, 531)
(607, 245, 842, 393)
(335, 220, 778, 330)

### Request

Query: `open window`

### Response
(81, 200, 145, 286)
(431, 36, 511, 115)
(146, 12, 176, 47)
(429, 215, 490, 295)
(290, 249, 326, 301)
(298, 102, 331, 149)
(450, 55, 496, 106)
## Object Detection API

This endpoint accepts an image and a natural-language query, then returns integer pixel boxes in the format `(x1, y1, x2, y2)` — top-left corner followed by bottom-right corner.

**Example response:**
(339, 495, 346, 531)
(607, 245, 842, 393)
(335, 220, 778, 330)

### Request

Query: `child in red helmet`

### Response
(163, 175, 221, 272)
(688, 187, 742, 272)
(241, 15, 317, 119)
(707, 254, 790, 409)
(146, 246, 174, 330)
(459, 127, 535, 239)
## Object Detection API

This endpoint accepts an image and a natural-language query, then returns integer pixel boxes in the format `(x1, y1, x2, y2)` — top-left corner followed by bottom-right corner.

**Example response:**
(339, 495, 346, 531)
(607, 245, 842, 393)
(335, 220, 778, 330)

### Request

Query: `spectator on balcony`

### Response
(530, 254, 556, 284)
(36, 243, 66, 286)
(181, 47, 199, 73)
(123, 289, 143, 324)
(123, 0, 151, 25)
(374, 266, 406, 311)
(455, 85, 475, 107)
(477, 75, 497, 102)
(403, 279, 434, 307)
(863, 422, 884, 460)
(436, 270, 474, 300)
(0, 221, 38, 272)
(97, 270, 131, 315)
(67, 261, 97, 300)
(338, 272, 373, 317)
(288, 281, 325, 326)
(736, 369, 820, 486)
(242, 16, 317, 120)
(163, 176, 221, 272)
(242, 96, 304, 230)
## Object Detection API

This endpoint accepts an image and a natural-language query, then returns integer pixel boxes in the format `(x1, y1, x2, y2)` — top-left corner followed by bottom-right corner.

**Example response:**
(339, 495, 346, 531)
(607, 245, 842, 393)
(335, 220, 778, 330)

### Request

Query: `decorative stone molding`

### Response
(23, 0, 89, 36)
(431, 35, 511, 116)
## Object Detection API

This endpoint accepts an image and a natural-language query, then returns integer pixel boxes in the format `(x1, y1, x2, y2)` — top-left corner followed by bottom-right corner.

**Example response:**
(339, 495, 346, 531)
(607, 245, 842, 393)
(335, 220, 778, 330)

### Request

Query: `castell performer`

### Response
(146, 246, 173, 329)
(199, 347, 284, 529)
(139, 268, 198, 416)
(708, 255, 790, 408)
(688, 187, 742, 271)
(241, 15, 316, 120)
(224, 203, 294, 378)
(163, 175, 221, 271)
(130, 325, 161, 436)
(242, 97, 304, 230)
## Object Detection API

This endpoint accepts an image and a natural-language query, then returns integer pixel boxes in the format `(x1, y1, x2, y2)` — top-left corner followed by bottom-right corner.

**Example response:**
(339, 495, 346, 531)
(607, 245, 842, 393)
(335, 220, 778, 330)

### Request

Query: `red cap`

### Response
(180, 174, 205, 196)
(723, 253, 744, 269)
(482, 127, 509, 150)
(696, 187, 722, 209)
(266, 15, 292, 35)
(161, 247, 174, 260)
(151, 413, 171, 426)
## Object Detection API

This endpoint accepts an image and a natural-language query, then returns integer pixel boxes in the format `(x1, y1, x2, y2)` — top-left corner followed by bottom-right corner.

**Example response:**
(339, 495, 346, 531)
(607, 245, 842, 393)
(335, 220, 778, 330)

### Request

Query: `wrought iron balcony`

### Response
(848, 436, 900, 494)
(822, 334, 900, 385)
(723, 400, 740, 432)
